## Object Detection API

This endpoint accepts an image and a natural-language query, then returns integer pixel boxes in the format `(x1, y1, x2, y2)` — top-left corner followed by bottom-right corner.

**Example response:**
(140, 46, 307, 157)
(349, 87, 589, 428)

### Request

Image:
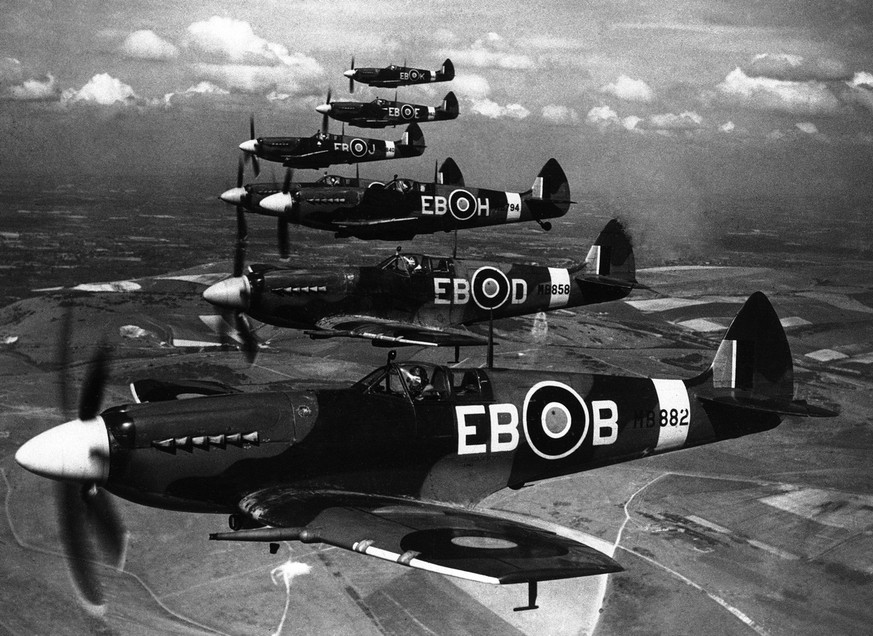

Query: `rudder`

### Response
(582, 219, 635, 284)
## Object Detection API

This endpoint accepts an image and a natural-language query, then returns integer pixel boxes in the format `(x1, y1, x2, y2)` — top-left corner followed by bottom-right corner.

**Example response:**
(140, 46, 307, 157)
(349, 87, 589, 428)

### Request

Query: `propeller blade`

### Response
(278, 217, 290, 260)
(321, 110, 329, 137)
(251, 155, 260, 179)
(58, 307, 74, 417)
(249, 114, 256, 141)
(282, 168, 293, 194)
(85, 487, 126, 568)
(233, 208, 247, 278)
(78, 346, 109, 422)
(349, 55, 355, 93)
(236, 154, 245, 188)
(57, 482, 104, 606)
(234, 313, 259, 364)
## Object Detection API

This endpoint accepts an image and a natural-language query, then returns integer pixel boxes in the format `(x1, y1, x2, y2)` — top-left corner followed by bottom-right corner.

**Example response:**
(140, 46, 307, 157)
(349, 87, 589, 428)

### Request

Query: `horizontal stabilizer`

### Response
(697, 394, 839, 418)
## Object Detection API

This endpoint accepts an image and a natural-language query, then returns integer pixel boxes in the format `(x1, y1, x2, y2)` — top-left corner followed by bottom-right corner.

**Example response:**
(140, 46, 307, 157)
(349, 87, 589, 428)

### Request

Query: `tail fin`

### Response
(436, 59, 455, 81)
(438, 157, 464, 186)
(528, 158, 571, 216)
(574, 219, 635, 287)
(439, 92, 459, 118)
(693, 292, 837, 417)
(401, 122, 425, 150)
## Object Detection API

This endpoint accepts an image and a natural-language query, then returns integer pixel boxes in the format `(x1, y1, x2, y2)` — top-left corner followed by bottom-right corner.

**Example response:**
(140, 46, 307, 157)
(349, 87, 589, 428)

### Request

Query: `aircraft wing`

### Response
(307, 315, 488, 347)
(333, 216, 419, 228)
(212, 489, 622, 585)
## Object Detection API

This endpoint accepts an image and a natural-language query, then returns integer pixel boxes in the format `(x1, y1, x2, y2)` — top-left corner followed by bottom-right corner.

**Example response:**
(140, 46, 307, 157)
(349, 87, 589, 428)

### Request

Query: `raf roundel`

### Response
(350, 138, 368, 157)
(409, 69, 420, 81)
(400, 104, 415, 119)
(448, 189, 478, 221)
(522, 381, 590, 460)
(470, 266, 511, 310)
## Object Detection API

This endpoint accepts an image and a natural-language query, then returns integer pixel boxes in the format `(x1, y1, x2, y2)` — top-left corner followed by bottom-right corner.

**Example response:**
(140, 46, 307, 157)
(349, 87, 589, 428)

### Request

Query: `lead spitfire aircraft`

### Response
(316, 90, 458, 128)
(203, 219, 637, 349)
(238, 117, 425, 172)
(14, 292, 836, 610)
(254, 157, 571, 241)
(344, 57, 455, 92)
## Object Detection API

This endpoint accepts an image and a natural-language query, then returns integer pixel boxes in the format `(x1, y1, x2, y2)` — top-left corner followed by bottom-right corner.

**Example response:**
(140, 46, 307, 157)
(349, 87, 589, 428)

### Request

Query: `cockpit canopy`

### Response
(355, 363, 492, 403)
(377, 252, 452, 277)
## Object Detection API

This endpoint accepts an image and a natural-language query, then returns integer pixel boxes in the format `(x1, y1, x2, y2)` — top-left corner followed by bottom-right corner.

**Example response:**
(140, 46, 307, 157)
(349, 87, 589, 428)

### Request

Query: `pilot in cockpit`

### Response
(406, 365, 434, 399)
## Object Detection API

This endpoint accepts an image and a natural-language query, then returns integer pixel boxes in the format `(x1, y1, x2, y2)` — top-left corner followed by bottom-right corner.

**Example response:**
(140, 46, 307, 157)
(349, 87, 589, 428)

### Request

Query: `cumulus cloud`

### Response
(745, 53, 851, 82)
(541, 104, 579, 124)
(439, 32, 535, 70)
(645, 111, 703, 131)
(600, 75, 654, 103)
(6, 74, 59, 101)
(450, 73, 491, 100)
(121, 30, 179, 61)
(795, 122, 818, 135)
(0, 58, 59, 101)
(163, 81, 229, 105)
(192, 63, 321, 96)
(851, 71, 873, 89)
(61, 73, 138, 105)
(469, 98, 530, 120)
(720, 121, 735, 133)
(586, 105, 619, 127)
(184, 16, 317, 69)
(715, 68, 842, 115)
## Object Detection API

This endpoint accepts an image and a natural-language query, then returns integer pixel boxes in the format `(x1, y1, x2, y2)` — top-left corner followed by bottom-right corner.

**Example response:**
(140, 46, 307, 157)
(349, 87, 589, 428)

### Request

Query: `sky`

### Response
(1, 0, 872, 201)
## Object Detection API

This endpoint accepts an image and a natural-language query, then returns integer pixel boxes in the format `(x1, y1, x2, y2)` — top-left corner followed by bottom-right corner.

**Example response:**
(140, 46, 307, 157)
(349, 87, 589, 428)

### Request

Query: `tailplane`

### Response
(692, 292, 837, 417)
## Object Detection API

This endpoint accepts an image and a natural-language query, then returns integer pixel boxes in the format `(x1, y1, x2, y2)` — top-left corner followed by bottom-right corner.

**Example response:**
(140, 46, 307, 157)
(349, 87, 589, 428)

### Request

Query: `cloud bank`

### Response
(600, 75, 654, 103)
(61, 74, 138, 105)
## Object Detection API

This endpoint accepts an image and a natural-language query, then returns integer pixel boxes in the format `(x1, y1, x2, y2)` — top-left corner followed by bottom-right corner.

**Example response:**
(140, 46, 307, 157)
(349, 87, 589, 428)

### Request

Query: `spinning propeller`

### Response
(238, 116, 261, 178)
(15, 313, 127, 609)
(345, 56, 356, 93)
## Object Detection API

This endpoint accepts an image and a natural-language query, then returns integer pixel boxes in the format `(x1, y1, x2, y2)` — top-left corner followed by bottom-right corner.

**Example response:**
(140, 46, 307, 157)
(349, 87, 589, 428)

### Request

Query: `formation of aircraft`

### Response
(202, 219, 637, 349)
(316, 91, 459, 128)
(13, 51, 841, 619)
(253, 157, 571, 241)
(14, 292, 836, 609)
(345, 57, 455, 92)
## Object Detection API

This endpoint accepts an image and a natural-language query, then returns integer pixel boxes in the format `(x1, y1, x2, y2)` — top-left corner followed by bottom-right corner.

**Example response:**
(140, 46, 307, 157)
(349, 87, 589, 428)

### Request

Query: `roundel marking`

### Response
(523, 381, 589, 460)
(448, 189, 478, 221)
(470, 266, 510, 310)
(349, 138, 368, 157)
(409, 69, 420, 81)
(400, 104, 415, 119)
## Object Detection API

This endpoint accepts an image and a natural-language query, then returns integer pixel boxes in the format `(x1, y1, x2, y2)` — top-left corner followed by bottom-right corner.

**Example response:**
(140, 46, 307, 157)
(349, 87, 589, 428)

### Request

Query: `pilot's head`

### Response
(408, 365, 427, 389)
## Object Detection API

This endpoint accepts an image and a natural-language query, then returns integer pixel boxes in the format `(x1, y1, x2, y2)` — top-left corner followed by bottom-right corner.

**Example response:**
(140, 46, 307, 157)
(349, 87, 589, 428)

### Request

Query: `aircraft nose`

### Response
(203, 276, 250, 310)
(15, 418, 110, 484)
(260, 192, 294, 214)
(343, 69, 356, 79)
(315, 103, 331, 115)
(239, 139, 258, 154)
(219, 187, 246, 205)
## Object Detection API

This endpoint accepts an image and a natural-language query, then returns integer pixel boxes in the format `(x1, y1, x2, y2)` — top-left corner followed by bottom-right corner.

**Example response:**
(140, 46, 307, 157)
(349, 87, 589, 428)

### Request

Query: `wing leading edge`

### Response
(308, 316, 489, 347)
(210, 489, 622, 585)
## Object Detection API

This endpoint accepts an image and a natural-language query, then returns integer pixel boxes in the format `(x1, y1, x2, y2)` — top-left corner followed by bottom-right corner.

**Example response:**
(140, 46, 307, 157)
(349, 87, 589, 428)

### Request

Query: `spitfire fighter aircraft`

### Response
(255, 157, 571, 241)
(316, 90, 458, 128)
(238, 116, 425, 171)
(203, 219, 637, 349)
(344, 57, 455, 92)
(15, 292, 836, 610)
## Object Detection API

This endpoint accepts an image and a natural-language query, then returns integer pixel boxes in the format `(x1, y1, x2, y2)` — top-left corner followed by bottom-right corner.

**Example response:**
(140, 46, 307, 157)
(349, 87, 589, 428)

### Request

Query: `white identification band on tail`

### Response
(547, 268, 571, 308)
(505, 192, 521, 221)
(652, 379, 691, 451)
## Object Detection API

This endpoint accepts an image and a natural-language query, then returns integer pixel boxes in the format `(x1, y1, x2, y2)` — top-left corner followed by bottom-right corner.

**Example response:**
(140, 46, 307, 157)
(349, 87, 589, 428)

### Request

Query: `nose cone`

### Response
(260, 192, 295, 214)
(343, 69, 356, 79)
(203, 276, 250, 310)
(239, 139, 258, 154)
(220, 187, 247, 205)
(16, 418, 110, 484)
(315, 103, 332, 115)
